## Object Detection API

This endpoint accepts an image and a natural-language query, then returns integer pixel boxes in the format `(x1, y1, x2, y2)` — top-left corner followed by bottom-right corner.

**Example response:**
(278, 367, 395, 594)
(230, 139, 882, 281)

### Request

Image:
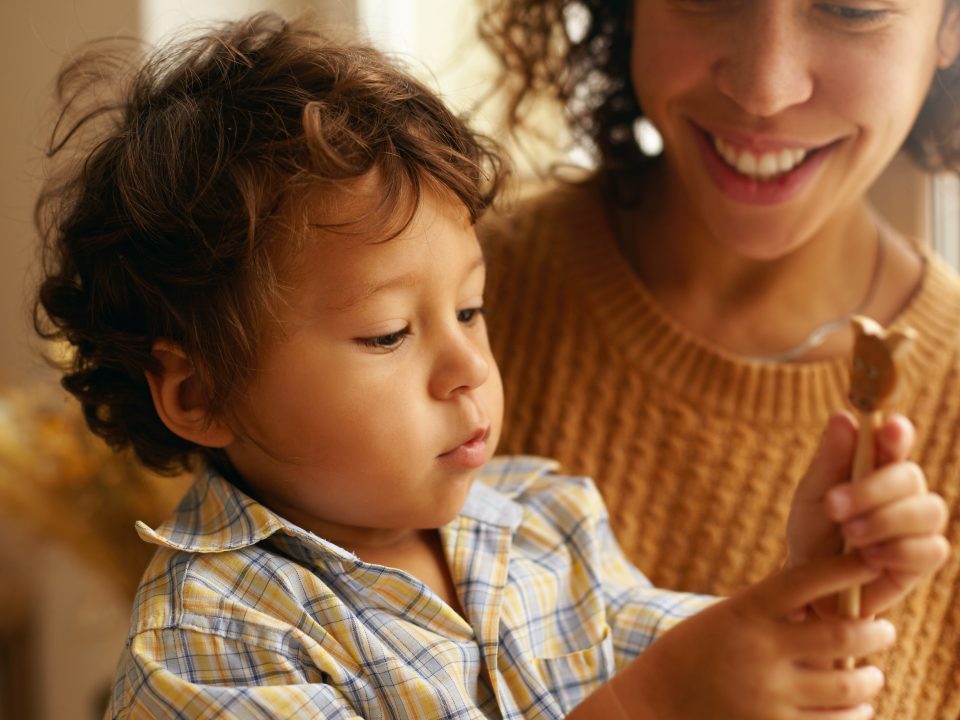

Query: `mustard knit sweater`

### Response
(481, 179, 960, 720)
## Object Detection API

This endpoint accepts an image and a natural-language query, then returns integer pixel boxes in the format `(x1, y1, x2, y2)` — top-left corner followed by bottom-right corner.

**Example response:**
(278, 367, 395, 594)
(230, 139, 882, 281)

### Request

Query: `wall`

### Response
(1, 5, 142, 718)
(0, 1, 360, 390)
(869, 151, 931, 244)
(0, 0, 141, 388)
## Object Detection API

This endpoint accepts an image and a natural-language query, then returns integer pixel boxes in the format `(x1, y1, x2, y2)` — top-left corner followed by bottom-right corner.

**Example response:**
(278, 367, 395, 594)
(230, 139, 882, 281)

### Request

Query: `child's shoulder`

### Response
(128, 471, 344, 636)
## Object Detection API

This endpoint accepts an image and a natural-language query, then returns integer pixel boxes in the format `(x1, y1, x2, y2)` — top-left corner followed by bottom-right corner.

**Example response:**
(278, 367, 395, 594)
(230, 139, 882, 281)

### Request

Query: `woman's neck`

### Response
(614, 175, 922, 361)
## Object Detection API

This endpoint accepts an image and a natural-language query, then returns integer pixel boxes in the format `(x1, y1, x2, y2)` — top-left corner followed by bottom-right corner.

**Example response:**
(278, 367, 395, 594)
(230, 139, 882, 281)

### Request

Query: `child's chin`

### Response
(433, 479, 477, 524)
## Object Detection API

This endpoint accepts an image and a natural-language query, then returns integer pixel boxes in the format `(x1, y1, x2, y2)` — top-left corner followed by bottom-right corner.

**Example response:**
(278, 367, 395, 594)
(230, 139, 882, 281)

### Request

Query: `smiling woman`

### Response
(478, 0, 960, 717)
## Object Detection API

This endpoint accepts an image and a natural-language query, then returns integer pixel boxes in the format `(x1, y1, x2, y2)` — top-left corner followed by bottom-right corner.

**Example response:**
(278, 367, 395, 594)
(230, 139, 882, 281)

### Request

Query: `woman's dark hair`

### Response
(478, 0, 960, 173)
(34, 12, 506, 474)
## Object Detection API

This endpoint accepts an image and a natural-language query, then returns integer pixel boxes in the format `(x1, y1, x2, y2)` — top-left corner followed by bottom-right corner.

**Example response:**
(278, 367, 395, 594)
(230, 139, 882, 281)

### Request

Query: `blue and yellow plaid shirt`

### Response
(107, 456, 713, 719)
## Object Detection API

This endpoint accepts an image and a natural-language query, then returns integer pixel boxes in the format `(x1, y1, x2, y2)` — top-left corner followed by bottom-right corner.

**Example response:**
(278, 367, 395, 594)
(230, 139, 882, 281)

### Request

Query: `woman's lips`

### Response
(693, 123, 836, 206)
(438, 427, 490, 469)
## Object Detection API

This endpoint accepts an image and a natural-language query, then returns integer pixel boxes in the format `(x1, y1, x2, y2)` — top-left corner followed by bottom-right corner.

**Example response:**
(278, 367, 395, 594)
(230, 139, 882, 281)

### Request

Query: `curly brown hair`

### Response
(34, 12, 506, 475)
(478, 0, 960, 174)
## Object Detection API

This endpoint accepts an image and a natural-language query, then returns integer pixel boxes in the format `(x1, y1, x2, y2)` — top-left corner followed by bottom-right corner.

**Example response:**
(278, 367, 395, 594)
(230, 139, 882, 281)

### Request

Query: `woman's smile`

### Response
(691, 121, 838, 206)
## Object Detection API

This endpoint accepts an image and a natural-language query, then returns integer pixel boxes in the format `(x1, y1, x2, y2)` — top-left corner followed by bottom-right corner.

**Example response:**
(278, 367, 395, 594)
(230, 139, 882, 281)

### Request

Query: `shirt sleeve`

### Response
(589, 489, 720, 671)
(109, 627, 368, 720)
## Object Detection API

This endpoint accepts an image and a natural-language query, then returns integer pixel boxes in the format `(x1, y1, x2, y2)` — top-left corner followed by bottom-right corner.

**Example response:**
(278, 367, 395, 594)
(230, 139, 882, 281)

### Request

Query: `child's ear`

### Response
(938, 3, 960, 69)
(145, 340, 235, 448)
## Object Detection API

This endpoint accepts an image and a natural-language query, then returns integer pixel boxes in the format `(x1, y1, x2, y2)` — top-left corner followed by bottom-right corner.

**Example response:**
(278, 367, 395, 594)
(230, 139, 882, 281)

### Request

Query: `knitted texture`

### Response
(481, 179, 960, 720)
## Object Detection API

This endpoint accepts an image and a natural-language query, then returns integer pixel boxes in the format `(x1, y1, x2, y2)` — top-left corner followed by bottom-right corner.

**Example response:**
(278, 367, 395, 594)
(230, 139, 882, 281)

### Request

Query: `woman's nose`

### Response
(429, 328, 491, 399)
(713, 6, 814, 118)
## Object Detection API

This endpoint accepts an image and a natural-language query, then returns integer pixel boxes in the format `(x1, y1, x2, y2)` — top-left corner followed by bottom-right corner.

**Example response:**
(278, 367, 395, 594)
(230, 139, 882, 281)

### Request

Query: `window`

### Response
(933, 174, 960, 271)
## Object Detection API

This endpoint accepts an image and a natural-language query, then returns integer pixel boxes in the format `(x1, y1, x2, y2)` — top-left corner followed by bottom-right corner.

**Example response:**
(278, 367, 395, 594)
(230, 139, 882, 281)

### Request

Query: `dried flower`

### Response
(0, 383, 191, 597)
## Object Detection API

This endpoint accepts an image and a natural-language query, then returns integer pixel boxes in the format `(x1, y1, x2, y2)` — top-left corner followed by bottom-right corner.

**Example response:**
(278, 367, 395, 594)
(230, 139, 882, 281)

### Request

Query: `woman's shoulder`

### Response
(921, 250, 960, 327)
(907, 247, 960, 328)
(923, 246, 960, 293)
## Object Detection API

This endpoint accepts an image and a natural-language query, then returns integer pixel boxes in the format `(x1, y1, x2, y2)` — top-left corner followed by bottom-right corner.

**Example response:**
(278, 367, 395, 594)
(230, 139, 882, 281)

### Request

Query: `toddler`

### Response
(34, 13, 949, 720)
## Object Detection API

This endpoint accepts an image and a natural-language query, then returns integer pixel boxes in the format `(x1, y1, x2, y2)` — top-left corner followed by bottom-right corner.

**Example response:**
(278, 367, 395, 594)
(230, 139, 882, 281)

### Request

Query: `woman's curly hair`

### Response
(478, 0, 960, 173)
(34, 12, 506, 475)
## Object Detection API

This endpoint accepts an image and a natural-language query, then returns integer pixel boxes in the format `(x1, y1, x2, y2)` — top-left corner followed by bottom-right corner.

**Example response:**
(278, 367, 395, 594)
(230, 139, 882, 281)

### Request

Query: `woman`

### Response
(479, 1, 960, 717)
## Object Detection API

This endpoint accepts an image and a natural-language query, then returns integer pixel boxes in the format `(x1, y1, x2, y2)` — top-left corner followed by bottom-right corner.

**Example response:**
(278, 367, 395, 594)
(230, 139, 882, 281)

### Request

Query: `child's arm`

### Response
(785, 412, 949, 618)
(570, 554, 893, 720)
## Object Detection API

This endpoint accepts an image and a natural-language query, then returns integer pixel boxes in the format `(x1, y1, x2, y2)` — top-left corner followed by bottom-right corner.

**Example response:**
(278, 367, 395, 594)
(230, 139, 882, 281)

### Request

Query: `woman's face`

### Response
(630, 0, 960, 258)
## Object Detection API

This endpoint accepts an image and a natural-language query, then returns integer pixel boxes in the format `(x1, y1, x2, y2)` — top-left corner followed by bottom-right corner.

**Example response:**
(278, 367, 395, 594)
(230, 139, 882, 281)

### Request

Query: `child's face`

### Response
(224, 184, 503, 548)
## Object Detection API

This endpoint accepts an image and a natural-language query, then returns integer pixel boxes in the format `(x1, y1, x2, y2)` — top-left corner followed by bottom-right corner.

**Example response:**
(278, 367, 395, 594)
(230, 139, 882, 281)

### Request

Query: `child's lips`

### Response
(438, 426, 490, 468)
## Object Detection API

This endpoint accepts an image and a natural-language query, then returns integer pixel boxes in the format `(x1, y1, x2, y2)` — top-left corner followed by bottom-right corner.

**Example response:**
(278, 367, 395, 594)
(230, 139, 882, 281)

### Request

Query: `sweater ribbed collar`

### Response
(546, 181, 960, 426)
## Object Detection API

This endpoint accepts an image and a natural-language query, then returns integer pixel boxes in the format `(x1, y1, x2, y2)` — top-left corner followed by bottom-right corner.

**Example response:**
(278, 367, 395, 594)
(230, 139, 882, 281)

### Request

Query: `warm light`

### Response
(634, 118, 663, 156)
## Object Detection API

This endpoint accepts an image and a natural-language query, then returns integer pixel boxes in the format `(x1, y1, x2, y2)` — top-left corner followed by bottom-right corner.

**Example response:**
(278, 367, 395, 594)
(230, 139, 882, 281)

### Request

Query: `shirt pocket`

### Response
(530, 624, 615, 713)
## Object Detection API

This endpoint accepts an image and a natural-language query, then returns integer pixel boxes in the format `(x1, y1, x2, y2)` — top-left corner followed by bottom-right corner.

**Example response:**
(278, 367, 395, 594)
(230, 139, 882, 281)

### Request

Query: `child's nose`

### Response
(713, 8, 814, 118)
(429, 330, 490, 398)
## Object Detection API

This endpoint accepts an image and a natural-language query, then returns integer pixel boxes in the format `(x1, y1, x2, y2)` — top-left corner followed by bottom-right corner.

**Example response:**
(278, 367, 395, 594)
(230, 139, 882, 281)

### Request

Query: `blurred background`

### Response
(0, 1, 955, 719)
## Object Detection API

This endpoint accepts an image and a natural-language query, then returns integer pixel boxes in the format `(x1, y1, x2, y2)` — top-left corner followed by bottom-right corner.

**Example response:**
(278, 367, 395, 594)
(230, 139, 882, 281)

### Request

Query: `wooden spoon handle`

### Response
(836, 409, 880, 669)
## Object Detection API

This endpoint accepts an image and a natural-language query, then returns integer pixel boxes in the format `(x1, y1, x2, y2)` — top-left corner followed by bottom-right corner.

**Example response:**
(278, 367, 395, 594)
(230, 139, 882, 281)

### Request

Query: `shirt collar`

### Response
(137, 456, 559, 554)
(135, 469, 354, 560)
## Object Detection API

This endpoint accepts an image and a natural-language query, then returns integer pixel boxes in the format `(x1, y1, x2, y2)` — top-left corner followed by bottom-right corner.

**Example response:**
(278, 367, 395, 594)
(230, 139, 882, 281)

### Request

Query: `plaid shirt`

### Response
(107, 456, 713, 719)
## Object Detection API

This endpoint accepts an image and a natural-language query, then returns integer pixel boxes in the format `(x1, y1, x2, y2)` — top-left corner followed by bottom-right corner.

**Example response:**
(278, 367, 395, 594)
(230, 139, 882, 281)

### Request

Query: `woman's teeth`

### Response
(713, 137, 808, 180)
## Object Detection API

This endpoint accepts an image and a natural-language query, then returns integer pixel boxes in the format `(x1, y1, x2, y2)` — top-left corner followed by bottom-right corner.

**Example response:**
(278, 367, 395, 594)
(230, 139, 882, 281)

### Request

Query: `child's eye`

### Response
(356, 327, 410, 351)
(457, 307, 485, 324)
